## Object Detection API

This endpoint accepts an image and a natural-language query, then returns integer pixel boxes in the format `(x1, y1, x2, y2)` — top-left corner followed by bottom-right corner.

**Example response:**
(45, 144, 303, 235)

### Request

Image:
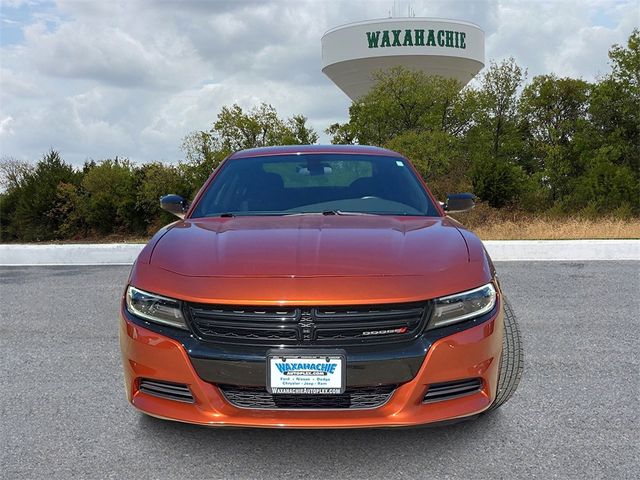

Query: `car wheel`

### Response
(486, 297, 523, 411)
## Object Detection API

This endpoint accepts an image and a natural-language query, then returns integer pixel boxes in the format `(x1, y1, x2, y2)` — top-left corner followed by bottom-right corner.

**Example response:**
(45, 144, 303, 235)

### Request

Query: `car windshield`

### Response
(190, 154, 439, 218)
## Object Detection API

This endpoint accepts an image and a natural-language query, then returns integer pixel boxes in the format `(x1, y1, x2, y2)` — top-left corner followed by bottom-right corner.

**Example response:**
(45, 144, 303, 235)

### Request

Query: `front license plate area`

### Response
(266, 350, 346, 394)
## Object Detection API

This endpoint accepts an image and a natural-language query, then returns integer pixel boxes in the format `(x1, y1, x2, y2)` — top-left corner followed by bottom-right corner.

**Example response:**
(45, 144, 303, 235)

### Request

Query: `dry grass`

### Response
(469, 217, 640, 240)
(20, 233, 151, 244)
(451, 204, 640, 240)
(9, 206, 640, 243)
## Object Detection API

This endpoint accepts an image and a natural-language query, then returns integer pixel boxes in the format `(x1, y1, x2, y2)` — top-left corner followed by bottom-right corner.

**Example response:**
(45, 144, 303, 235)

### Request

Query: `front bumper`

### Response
(119, 302, 503, 428)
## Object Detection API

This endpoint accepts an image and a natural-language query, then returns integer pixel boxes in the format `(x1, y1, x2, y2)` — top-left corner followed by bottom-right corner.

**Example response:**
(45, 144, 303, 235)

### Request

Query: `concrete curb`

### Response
(484, 240, 639, 261)
(0, 240, 638, 266)
(0, 244, 144, 266)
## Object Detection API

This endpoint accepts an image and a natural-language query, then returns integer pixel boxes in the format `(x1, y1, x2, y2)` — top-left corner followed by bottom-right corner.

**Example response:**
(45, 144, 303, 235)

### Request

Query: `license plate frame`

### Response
(266, 349, 347, 395)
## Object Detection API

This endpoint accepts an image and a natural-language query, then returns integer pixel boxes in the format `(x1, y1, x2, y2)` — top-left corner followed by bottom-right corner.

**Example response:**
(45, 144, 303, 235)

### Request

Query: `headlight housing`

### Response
(125, 286, 187, 330)
(428, 283, 497, 329)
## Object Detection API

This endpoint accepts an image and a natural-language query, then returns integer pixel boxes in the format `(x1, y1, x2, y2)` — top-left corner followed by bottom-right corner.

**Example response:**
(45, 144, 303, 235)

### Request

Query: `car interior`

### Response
(192, 155, 436, 217)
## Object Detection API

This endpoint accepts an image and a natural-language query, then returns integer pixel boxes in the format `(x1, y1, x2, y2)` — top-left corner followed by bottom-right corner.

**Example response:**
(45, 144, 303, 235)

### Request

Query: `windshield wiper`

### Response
(322, 210, 376, 216)
(282, 211, 375, 216)
(216, 212, 291, 217)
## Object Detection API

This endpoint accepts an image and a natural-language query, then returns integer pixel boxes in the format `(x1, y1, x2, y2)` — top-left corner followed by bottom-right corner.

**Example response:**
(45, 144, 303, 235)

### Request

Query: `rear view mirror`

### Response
(444, 193, 475, 213)
(160, 194, 189, 219)
(297, 164, 332, 176)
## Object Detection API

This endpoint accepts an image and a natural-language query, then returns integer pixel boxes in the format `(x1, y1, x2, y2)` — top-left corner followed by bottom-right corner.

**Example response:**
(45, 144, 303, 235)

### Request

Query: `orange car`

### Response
(120, 145, 523, 428)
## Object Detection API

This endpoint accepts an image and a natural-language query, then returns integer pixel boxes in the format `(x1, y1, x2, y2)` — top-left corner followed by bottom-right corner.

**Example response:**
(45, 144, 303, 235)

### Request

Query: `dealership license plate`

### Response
(266, 351, 346, 394)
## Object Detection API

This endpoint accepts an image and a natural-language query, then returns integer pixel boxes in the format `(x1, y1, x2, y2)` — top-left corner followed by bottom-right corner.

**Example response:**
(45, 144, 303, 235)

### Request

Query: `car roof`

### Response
(228, 144, 404, 159)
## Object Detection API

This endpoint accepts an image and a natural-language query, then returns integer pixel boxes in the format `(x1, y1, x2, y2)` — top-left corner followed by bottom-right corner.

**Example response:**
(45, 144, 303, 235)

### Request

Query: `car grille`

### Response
(218, 384, 396, 409)
(423, 378, 482, 403)
(139, 379, 194, 403)
(187, 302, 429, 346)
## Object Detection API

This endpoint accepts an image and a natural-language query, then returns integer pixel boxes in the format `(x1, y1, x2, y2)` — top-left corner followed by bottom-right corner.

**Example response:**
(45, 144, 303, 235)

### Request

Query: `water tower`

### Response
(321, 17, 485, 100)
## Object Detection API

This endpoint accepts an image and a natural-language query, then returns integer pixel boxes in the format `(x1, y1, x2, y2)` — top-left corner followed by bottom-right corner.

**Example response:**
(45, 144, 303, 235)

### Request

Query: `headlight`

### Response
(428, 283, 496, 329)
(125, 286, 187, 330)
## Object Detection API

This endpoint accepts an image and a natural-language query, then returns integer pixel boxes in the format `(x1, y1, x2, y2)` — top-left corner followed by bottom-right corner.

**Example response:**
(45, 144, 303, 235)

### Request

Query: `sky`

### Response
(0, 0, 638, 166)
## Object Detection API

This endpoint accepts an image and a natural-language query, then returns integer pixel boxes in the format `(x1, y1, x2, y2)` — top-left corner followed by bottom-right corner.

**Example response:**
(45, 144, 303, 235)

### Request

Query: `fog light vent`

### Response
(139, 379, 194, 403)
(423, 378, 482, 403)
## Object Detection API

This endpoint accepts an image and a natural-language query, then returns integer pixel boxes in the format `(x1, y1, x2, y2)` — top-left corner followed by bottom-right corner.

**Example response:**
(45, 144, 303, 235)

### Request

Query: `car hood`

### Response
(150, 215, 470, 278)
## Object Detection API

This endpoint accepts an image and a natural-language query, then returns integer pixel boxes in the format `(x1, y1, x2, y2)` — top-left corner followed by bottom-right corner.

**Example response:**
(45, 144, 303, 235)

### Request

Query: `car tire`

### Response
(486, 297, 523, 411)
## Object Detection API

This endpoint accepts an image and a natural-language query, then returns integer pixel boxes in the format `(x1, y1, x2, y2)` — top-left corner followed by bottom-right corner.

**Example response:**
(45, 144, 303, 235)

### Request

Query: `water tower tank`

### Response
(322, 18, 485, 100)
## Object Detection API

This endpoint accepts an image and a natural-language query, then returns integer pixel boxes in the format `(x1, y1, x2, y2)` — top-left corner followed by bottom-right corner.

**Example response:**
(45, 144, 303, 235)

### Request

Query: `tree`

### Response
(0, 157, 33, 191)
(8, 150, 81, 241)
(520, 75, 590, 147)
(385, 130, 466, 198)
(326, 122, 356, 145)
(519, 75, 590, 202)
(568, 146, 639, 215)
(51, 182, 88, 239)
(467, 58, 527, 206)
(181, 131, 217, 168)
(609, 28, 640, 91)
(283, 115, 319, 145)
(179, 131, 229, 197)
(0, 157, 35, 241)
(136, 162, 190, 232)
(574, 29, 640, 214)
(81, 158, 141, 235)
(183, 103, 318, 156)
(209, 103, 318, 150)
(471, 156, 526, 208)
(327, 67, 468, 146)
(589, 29, 639, 175)
(181, 103, 319, 194)
(474, 57, 526, 159)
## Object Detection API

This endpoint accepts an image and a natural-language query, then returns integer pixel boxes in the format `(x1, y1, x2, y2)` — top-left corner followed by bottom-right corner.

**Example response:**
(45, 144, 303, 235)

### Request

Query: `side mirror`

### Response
(160, 194, 189, 219)
(444, 193, 475, 213)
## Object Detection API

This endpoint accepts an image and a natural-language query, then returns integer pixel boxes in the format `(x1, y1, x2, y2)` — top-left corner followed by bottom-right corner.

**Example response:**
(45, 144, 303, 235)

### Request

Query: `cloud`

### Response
(547, 1, 639, 80)
(0, 0, 636, 166)
(22, 18, 205, 89)
(0, 67, 43, 97)
(0, 116, 15, 136)
(486, 0, 637, 80)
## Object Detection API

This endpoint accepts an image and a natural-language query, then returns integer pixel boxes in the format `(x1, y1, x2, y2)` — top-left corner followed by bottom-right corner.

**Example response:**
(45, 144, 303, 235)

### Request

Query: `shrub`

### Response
(9, 150, 80, 241)
(471, 156, 526, 208)
(81, 159, 142, 235)
(135, 162, 190, 232)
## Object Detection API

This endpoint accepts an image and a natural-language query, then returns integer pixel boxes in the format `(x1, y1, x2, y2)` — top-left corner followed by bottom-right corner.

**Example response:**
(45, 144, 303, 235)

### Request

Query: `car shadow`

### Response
(136, 410, 505, 475)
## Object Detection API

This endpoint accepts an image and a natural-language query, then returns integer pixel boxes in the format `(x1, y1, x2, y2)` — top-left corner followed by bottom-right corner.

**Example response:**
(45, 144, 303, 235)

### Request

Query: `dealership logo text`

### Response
(275, 362, 337, 374)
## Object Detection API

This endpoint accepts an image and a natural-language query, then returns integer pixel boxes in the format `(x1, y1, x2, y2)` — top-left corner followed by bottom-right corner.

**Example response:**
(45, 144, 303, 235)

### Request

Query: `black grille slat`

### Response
(219, 384, 396, 409)
(315, 307, 425, 321)
(423, 378, 482, 403)
(139, 379, 194, 403)
(428, 383, 479, 395)
(191, 307, 298, 322)
(196, 327, 298, 341)
(188, 302, 429, 346)
(194, 319, 299, 331)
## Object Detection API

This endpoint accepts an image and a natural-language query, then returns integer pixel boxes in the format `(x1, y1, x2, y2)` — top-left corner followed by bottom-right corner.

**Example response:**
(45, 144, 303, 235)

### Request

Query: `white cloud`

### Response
(23, 17, 206, 89)
(0, 116, 15, 136)
(486, 0, 637, 80)
(0, 0, 636, 165)
(0, 67, 43, 97)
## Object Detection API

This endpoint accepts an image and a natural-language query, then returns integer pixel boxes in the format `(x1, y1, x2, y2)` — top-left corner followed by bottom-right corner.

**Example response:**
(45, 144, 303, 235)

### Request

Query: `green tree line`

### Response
(0, 31, 637, 242)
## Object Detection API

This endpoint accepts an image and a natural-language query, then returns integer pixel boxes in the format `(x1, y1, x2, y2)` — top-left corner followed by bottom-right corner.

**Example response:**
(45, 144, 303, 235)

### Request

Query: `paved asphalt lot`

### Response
(1, 262, 638, 479)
